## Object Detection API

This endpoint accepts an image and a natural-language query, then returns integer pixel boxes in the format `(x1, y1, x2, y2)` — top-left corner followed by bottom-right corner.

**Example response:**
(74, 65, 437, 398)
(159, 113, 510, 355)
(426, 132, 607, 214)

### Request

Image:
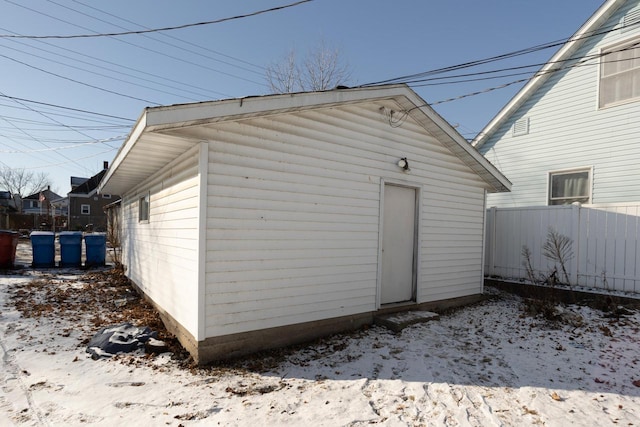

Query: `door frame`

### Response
(376, 178, 422, 308)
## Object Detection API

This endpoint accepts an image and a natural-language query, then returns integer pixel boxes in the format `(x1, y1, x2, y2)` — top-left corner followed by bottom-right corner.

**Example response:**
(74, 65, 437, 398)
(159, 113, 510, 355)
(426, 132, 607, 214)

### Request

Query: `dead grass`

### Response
(8, 267, 190, 365)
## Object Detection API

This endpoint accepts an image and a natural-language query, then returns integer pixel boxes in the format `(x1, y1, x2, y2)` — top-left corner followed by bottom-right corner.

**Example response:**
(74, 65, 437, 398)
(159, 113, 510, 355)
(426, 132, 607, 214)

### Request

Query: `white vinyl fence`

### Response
(485, 203, 640, 294)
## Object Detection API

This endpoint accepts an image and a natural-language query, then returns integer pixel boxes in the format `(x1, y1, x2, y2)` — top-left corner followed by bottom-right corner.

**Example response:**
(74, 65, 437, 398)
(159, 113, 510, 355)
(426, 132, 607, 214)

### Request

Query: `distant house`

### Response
(0, 190, 17, 229)
(0, 191, 17, 212)
(22, 187, 62, 215)
(99, 84, 510, 364)
(67, 162, 119, 231)
(473, 0, 640, 207)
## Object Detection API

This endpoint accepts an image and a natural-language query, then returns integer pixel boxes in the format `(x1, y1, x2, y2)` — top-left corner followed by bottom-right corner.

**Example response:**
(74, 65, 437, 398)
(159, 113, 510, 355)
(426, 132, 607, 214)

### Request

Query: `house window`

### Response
(81, 204, 91, 215)
(548, 168, 591, 205)
(30, 200, 38, 209)
(599, 36, 640, 108)
(138, 193, 149, 222)
(102, 194, 112, 199)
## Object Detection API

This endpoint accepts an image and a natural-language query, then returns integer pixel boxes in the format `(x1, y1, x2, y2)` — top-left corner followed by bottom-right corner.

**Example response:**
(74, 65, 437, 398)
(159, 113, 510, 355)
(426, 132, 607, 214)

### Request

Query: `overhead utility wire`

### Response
(0, 94, 134, 122)
(0, 89, 124, 145)
(0, 91, 92, 172)
(361, 20, 631, 87)
(407, 45, 631, 88)
(0, 53, 160, 105)
(428, 40, 640, 102)
(26, 147, 118, 170)
(63, 0, 266, 75)
(4, 0, 263, 89)
(0, 135, 126, 153)
(0, 0, 313, 39)
(377, 39, 640, 133)
(0, 42, 205, 102)
(0, 26, 228, 101)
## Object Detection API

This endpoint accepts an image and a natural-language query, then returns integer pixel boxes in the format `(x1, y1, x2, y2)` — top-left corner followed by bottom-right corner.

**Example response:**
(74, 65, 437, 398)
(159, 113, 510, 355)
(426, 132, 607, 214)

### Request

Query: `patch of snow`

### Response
(1, 271, 639, 425)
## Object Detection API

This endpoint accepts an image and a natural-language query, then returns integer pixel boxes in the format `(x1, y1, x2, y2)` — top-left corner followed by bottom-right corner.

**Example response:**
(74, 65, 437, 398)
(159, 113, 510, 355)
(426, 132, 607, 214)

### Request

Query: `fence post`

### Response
(571, 203, 580, 286)
(487, 206, 497, 277)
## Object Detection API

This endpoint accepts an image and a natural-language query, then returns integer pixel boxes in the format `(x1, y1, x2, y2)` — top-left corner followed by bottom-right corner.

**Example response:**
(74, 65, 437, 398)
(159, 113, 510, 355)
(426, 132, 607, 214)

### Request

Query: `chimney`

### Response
(103, 161, 109, 170)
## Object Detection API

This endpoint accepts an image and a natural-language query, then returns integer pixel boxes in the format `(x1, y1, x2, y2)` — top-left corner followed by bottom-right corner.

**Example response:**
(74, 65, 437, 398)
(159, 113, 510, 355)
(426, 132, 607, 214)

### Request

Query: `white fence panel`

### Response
(486, 203, 640, 294)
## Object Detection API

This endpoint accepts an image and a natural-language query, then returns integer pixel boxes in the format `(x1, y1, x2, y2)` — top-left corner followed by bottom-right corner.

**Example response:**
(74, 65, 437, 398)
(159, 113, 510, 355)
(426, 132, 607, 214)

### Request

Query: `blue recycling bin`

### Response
(59, 231, 82, 267)
(84, 233, 107, 267)
(30, 231, 55, 268)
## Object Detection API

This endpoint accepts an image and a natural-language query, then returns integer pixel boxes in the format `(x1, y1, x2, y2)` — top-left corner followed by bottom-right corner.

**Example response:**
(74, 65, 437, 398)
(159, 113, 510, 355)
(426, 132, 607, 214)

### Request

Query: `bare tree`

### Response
(266, 39, 352, 93)
(266, 48, 300, 93)
(542, 228, 574, 285)
(0, 166, 50, 211)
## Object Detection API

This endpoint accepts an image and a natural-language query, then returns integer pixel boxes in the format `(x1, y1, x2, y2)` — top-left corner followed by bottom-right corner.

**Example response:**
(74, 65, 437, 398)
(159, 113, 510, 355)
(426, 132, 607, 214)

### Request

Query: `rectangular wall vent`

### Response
(512, 117, 530, 136)
(622, 6, 640, 32)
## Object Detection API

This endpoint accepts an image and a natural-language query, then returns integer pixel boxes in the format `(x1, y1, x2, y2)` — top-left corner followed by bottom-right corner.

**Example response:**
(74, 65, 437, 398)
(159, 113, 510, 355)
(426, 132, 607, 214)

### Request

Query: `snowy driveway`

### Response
(1, 268, 639, 426)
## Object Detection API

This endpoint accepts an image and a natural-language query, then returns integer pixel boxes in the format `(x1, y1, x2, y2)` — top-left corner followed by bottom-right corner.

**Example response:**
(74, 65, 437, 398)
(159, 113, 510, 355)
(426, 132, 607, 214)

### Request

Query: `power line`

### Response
(0, 91, 93, 173)
(0, 52, 161, 105)
(0, 0, 313, 39)
(4, 1, 265, 89)
(0, 41, 207, 102)
(0, 135, 126, 153)
(0, 26, 230, 100)
(428, 39, 640, 104)
(25, 147, 118, 169)
(0, 94, 134, 121)
(360, 19, 633, 87)
(65, 0, 266, 75)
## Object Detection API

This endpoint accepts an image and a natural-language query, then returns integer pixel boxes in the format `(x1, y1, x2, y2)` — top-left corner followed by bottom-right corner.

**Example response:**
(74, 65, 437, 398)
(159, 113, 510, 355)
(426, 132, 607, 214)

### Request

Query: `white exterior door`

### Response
(381, 184, 416, 304)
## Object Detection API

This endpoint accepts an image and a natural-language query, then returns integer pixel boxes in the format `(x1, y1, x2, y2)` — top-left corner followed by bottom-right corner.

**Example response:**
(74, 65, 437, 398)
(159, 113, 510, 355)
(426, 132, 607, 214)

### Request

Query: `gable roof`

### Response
(24, 188, 62, 200)
(69, 169, 107, 196)
(100, 84, 511, 195)
(472, 0, 626, 149)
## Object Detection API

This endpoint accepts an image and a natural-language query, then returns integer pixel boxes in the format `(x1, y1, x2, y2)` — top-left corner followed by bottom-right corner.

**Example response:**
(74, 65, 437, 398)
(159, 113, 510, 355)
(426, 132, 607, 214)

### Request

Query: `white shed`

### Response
(99, 84, 511, 364)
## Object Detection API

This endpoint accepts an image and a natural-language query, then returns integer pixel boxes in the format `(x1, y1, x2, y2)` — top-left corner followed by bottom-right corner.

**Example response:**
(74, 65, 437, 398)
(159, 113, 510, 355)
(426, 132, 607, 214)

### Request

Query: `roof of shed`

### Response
(472, 0, 625, 149)
(100, 84, 511, 195)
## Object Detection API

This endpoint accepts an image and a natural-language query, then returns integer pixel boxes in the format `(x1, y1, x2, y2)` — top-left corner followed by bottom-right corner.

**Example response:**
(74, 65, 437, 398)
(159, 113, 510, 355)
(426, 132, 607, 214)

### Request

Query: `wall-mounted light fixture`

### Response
(397, 157, 410, 172)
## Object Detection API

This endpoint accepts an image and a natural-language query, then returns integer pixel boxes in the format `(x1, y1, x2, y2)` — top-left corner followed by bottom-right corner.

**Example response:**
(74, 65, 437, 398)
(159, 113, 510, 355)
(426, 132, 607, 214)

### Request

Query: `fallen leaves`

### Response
(550, 391, 564, 401)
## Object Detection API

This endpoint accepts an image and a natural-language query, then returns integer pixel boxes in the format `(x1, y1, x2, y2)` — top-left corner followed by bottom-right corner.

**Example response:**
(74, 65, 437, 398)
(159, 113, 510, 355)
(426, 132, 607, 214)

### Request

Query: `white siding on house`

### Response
(481, 1, 640, 207)
(186, 101, 488, 337)
(122, 145, 201, 337)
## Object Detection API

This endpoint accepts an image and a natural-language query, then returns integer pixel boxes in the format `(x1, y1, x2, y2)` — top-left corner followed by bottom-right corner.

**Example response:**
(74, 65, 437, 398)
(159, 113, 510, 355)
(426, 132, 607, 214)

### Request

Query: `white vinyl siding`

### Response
(482, 2, 640, 208)
(197, 101, 488, 337)
(121, 145, 201, 337)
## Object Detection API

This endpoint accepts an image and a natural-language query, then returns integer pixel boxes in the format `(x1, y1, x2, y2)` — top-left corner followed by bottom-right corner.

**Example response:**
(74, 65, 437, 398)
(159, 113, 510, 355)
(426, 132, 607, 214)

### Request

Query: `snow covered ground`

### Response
(1, 262, 639, 426)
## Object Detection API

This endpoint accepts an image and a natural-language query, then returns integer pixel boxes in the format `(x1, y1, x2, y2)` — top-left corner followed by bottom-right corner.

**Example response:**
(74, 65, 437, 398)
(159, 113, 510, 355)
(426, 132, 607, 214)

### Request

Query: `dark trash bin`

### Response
(85, 233, 107, 267)
(59, 231, 83, 267)
(31, 231, 55, 268)
(0, 230, 19, 268)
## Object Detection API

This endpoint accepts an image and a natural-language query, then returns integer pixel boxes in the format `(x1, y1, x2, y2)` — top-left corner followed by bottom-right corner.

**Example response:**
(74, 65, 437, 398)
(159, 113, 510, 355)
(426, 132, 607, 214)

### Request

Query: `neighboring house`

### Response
(22, 187, 62, 215)
(474, 0, 640, 293)
(473, 0, 640, 207)
(0, 190, 17, 229)
(99, 84, 510, 364)
(67, 163, 119, 231)
(0, 191, 17, 213)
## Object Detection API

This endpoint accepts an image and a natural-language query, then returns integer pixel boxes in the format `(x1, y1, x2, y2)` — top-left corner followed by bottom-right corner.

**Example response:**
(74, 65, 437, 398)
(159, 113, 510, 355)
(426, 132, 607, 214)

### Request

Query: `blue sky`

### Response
(0, 0, 605, 195)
